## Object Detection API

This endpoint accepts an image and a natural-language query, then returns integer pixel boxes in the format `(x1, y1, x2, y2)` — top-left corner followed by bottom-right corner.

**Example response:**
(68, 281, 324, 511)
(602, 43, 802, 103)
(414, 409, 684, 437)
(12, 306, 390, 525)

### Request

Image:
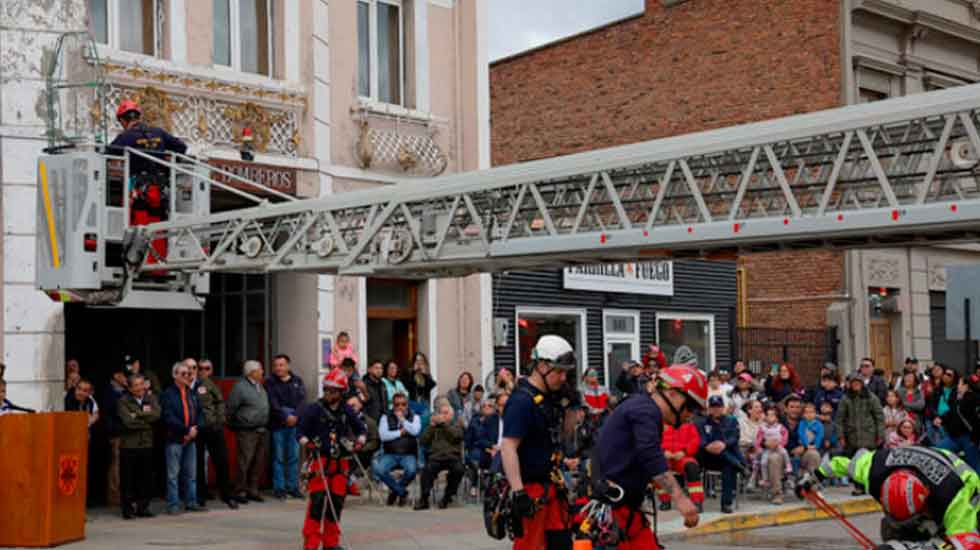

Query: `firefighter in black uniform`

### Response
(110, 100, 187, 266)
(297, 368, 366, 550)
(501, 335, 577, 550)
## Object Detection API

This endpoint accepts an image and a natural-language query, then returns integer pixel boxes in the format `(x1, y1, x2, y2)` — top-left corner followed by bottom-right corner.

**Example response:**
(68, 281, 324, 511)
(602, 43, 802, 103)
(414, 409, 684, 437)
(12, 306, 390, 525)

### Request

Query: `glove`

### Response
(510, 490, 535, 539)
(353, 435, 366, 452)
(794, 471, 819, 500)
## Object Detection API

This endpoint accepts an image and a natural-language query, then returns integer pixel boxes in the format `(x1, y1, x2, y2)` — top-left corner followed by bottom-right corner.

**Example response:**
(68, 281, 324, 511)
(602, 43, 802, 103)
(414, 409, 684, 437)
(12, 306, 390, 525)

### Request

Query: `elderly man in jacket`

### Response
(160, 362, 206, 514)
(415, 401, 465, 510)
(192, 358, 238, 509)
(226, 360, 270, 503)
(697, 395, 744, 511)
(117, 373, 160, 519)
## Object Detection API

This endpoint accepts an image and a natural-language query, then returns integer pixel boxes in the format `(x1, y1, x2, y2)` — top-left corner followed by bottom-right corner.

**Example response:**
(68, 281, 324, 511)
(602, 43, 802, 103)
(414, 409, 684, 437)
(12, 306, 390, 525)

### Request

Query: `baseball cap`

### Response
(708, 395, 725, 408)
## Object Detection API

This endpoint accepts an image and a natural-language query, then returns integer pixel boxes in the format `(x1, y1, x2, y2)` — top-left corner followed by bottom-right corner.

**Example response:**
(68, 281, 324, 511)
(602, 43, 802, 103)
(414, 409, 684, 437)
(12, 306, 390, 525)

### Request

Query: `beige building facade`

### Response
(0, 0, 490, 410)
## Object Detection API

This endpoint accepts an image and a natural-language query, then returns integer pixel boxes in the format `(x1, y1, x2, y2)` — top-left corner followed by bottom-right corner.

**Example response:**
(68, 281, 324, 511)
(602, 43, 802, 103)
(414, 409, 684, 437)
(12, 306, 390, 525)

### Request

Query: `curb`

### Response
(664, 497, 880, 540)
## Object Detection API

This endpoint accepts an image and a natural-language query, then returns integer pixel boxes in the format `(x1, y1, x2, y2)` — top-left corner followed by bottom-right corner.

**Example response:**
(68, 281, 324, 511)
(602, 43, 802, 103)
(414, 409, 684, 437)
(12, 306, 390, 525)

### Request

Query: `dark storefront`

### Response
(492, 260, 737, 386)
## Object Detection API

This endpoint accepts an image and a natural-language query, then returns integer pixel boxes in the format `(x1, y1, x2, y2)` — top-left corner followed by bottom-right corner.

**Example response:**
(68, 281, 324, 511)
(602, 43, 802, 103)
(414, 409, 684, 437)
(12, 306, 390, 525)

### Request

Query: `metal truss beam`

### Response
(138, 84, 980, 278)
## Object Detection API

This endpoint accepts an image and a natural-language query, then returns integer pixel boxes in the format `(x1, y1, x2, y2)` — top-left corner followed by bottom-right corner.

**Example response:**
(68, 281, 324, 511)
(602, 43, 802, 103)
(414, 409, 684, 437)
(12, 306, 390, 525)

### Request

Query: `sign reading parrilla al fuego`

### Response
(209, 159, 297, 196)
(563, 261, 673, 296)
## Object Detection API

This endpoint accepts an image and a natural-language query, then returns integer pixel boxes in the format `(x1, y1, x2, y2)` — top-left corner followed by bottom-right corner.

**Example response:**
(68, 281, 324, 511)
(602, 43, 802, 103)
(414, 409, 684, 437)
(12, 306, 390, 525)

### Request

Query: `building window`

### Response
(213, 0, 274, 77)
(656, 312, 715, 372)
(357, 0, 404, 105)
(88, 0, 158, 56)
(604, 310, 640, 387)
(204, 273, 276, 377)
(515, 307, 587, 378)
(859, 88, 889, 103)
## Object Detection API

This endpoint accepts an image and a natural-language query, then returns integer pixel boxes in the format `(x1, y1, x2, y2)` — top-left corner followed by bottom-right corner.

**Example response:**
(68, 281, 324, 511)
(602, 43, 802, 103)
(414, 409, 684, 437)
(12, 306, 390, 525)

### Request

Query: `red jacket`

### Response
(662, 423, 700, 457)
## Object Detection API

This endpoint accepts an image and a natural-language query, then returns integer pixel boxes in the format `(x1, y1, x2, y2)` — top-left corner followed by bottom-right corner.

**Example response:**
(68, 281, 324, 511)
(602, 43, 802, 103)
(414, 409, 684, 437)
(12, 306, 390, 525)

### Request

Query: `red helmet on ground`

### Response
(322, 368, 349, 392)
(116, 100, 141, 120)
(880, 469, 929, 522)
(656, 364, 708, 410)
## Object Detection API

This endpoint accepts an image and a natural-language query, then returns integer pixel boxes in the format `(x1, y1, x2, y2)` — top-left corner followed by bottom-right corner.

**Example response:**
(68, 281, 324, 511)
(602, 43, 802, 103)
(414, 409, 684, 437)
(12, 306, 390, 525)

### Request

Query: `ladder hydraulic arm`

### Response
(128, 83, 980, 279)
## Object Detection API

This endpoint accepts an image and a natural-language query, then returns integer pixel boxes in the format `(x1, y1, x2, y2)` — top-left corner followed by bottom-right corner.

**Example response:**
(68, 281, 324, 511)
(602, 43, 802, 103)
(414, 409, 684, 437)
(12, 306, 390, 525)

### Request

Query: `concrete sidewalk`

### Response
(65, 487, 879, 550)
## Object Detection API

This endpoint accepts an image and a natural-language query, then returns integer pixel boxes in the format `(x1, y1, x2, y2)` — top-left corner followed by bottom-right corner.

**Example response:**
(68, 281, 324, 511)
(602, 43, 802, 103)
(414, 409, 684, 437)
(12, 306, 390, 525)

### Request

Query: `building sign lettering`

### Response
(210, 159, 297, 196)
(563, 261, 673, 296)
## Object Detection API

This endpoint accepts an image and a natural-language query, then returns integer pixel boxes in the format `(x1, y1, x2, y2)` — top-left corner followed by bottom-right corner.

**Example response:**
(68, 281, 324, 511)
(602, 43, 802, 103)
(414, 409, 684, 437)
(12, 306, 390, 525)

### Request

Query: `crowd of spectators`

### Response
(2, 334, 978, 519)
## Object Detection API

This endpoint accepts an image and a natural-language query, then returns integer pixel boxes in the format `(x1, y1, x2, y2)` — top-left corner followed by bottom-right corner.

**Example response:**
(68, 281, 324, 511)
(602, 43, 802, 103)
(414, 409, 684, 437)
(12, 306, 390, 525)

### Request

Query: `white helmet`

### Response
(531, 335, 576, 369)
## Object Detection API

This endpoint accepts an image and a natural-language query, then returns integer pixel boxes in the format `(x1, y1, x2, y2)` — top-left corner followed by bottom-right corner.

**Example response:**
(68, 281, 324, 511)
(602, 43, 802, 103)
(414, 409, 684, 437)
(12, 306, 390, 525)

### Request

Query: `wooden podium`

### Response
(0, 412, 88, 547)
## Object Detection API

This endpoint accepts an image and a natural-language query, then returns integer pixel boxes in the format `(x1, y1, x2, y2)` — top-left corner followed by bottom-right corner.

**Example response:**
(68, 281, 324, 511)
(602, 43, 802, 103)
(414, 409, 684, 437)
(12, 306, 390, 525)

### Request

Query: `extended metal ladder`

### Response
(107, 84, 980, 281)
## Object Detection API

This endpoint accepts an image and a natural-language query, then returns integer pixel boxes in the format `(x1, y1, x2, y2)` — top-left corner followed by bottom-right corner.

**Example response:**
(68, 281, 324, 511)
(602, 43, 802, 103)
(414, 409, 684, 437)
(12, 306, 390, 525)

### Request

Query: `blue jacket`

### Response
(296, 400, 366, 458)
(797, 418, 824, 448)
(696, 414, 741, 453)
(109, 122, 187, 175)
(596, 394, 668, 506)
(160, 384, 203, 443)
(813, 387, 844, 414)
(101, 383, 128, 437)
(465, 413, 500, 464)
(265, 374, 307, 430)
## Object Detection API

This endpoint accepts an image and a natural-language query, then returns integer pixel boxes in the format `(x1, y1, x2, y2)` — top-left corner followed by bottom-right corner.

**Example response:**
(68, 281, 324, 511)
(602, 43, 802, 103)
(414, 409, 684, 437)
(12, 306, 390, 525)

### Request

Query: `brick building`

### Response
(491, 0, 980, 376)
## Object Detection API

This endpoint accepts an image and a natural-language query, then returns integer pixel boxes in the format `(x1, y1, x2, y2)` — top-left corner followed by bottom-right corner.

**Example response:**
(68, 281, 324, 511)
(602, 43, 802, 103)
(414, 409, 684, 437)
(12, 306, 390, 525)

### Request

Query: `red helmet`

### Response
(116, 100, 141, 120)
(656, 364, 708, 410)
(880, 469, 929, 521)
(322, 368, 349, 392)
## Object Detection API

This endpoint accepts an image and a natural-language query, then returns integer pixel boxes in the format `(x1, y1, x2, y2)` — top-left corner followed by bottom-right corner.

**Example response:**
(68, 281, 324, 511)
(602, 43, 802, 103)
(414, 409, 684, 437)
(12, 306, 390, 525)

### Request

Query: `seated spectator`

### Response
(328, 331, 359, 369)
(812, 374, 843, 416)
(804, 363, 838, 404)
(463, 385, 485, 428)
(764, 363, 803, 405)
(887, 418, 920, 448)
(707, 371, 733, 413)
(754, 404, 791, 504)
(782, 395, 821, 475)
(560, 406, 594, 496)
(817, 400, 841, 457)
(580, 369, 609, 417)
(796, 403, 824, 465)
(0, 378, 34, 414)
(464, 398, 499, 496)
(117, 373, 160, 519)
(729, 373, 759, 413)
(736, 400, 764, 465)
(414, 402, 465, 510)
(346, 395, 380, 497)
(893, 357, 921, 391)
(697, 396, 743, 514)
(64, 378, 99, 429)
(446, 372, 475, 423)
(659, 419, 704, 512)
(882, 389, 909, 442)
(373, 393, 420, 507)
(160, 362, 206, 514)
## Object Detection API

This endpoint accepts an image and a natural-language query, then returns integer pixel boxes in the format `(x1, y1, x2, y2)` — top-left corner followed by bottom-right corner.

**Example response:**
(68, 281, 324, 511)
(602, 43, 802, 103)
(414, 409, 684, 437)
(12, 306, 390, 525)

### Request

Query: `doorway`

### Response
(869, 318, 894, 377)
(367, 279, 418, 370)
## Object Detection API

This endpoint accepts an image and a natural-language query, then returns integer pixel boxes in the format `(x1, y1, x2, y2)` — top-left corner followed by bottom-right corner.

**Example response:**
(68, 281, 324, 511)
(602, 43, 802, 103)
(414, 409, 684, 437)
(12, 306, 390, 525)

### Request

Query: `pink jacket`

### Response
(328, 345, 359, 368)
(754, 422, 788, 451)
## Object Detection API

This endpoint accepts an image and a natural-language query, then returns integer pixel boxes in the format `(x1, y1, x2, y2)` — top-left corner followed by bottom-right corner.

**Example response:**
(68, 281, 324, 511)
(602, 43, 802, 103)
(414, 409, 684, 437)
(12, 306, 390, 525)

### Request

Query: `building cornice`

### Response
(855, 0, 980, 44)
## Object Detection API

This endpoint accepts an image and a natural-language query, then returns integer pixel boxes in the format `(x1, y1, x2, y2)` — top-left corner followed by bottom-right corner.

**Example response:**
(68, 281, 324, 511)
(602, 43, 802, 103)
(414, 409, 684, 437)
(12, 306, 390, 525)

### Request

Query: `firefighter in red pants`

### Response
(297, 369, 366, 550)
(110, 100, 187, 266)
(657, 421, 704, 512)
(592, 364, 706, 550)
(501, 335, 577, 550)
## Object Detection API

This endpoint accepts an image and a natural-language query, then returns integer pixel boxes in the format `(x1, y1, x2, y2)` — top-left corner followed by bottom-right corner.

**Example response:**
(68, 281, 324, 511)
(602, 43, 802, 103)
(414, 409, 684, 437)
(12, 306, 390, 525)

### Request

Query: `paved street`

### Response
(62, 490, 883, 550)
(679, 514, 883, 550)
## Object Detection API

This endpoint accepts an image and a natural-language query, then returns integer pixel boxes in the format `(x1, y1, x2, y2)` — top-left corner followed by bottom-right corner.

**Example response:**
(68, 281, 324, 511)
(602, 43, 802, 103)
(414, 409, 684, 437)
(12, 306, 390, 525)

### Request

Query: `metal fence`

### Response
(736, 327, 837, 385)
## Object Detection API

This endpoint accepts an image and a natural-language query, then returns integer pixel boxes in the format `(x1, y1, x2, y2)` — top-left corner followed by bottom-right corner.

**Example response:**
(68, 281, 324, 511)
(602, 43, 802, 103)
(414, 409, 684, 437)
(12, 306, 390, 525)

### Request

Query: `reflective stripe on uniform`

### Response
(849, 449, 870, 480)
(819, 453, 833, 478)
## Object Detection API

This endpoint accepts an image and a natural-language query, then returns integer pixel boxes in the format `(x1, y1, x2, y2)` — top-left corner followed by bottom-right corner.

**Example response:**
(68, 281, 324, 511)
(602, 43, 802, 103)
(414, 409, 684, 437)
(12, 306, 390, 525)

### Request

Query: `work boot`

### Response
(386, 492, 398, 506)
(348, 482, 361, 497)
(413, 498, 430, 511)
(659, 501, 671, 511)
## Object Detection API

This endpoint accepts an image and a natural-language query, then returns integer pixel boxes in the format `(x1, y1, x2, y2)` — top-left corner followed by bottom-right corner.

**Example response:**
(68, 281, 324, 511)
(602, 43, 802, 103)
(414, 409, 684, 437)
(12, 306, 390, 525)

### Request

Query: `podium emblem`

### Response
(58, 454, 80, 496)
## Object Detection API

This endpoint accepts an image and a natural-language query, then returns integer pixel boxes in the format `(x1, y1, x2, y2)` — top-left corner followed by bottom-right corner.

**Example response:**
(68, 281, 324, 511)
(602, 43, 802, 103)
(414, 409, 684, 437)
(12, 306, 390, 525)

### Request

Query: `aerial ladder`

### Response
(35, 34, 980, 308)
